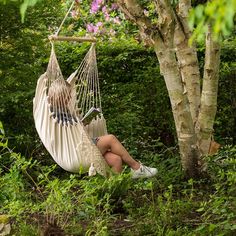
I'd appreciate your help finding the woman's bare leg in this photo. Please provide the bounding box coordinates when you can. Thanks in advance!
[96,134,140,170]
[104,152,123,173]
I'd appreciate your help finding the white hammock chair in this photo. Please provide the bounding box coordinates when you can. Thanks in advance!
[33,41,108,177]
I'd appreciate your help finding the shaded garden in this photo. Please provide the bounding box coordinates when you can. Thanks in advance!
[0,0,236,235]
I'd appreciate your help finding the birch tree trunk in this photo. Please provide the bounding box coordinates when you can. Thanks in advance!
[174,0,201,125]
[153,0,200,177]
[196,26,221,155]
[153,41,200,178]
[117,0,221,178]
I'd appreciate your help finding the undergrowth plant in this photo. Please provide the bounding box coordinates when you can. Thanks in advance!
[1,121,236,235]
[195,146,236,235]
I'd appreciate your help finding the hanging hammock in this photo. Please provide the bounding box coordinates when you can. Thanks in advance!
[33,0,110,176]
[33,40,109,176]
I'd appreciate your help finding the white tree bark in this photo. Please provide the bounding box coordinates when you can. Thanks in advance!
[196,25,221,155]
[154,0,200,177]
[153,41,200,177]
[174,1,201,124]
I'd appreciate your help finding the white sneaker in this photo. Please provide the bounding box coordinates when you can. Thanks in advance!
[131,164,157,179]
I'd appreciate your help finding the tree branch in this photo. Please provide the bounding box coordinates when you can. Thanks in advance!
[154,0,175,42]
[117,0,163,43]
[177,0,192,38]
[178,0,191,17]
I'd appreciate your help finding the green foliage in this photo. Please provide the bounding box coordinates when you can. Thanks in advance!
[1,124,236,235]
[0,0,64,156]
[189,0,236,43]
[1,0,235,159]
[96,40,175,156]
[1,29,235,157]
[195,146,236,235]
[0,0,42,22]
[1,1,235,234]
[20,0,41,22]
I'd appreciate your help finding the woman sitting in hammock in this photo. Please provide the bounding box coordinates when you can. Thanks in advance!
[48,79,157,179]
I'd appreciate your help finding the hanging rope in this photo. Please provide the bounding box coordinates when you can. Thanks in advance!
[48,0,96,43]
[55,0,75,36]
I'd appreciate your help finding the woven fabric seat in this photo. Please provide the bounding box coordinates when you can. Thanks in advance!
[33,43,108,177]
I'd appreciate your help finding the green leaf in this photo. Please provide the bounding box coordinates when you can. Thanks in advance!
[0,121,4,135]
[20,0,40,22]
[196,207,205,212]
[195,5,204,20]
[209,223,216,232]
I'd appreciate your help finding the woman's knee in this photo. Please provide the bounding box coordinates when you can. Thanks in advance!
[96,134,118,154]
[106,134,117,144]
[96,135,112,153]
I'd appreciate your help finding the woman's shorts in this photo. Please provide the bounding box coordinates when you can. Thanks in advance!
[92,137,99,145]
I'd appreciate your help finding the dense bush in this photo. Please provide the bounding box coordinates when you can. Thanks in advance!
[0,0,63,156]
[56,39,175,160]
[215,38,236,144]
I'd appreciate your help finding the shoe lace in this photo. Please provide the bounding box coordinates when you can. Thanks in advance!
[140,164,152,174]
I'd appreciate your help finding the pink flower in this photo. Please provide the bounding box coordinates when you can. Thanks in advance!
[90,0,103,14]
[86,23,94,33]
[113,16,121,25]
[71,10,78,19]
[90,1,99,13]
[102,6,107,13]
[143,9,149,16]
[93,26,99,34]
[111,3,118,10]
[105,14,110,21]
[96,22,103,27]
[86,23,100,34]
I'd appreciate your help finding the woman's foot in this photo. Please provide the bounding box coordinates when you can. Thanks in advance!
[131,164,157,179]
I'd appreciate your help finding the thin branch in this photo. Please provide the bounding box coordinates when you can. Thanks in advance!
[173,7,188,37]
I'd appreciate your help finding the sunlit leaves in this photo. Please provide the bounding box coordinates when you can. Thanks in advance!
[20,0,41,22]
[189,0,236,43]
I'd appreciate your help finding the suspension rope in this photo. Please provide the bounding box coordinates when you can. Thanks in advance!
[55,0,75,36]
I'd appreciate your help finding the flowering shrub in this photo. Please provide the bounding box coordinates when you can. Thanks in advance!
[69,0,127,38]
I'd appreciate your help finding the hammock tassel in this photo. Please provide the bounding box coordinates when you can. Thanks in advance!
[88,163,97,176]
